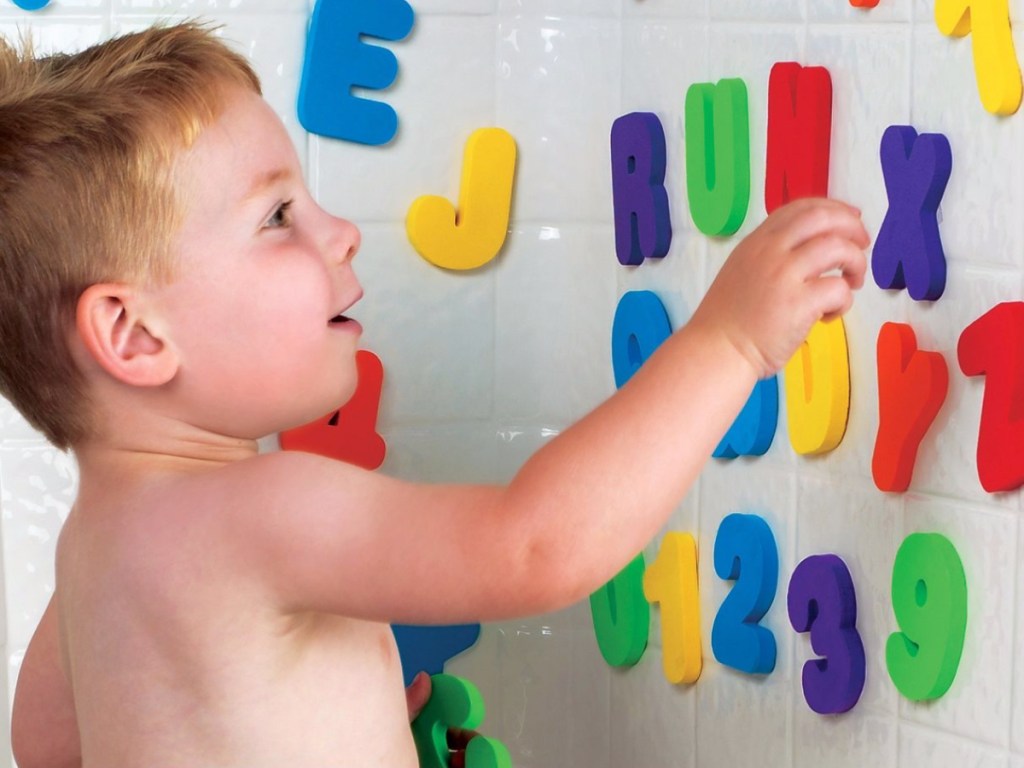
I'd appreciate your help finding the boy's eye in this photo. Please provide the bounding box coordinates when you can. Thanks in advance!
[264,200,293,229]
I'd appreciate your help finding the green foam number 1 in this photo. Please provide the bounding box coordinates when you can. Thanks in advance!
[885,533,968,701]
[589,552,649,667]
[684,78,750,237]
[411,674,512,768]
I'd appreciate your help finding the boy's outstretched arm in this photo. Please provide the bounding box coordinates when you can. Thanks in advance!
[232,198,867,625]
[11,596,82,768]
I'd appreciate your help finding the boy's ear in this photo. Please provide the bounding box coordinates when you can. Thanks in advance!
[75,283,180,387]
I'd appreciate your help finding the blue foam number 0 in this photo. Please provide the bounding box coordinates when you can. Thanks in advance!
[787,554,866,714]
[711,513,779,674]
[610,290,672,389]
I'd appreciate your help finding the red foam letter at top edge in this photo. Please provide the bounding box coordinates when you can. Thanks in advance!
[279,349,387,471]
[958,302,1024,493]
[872,322,949,493]
[765,62,833,214]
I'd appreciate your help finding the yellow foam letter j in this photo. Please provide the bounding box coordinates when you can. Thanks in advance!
[406,127,517,271]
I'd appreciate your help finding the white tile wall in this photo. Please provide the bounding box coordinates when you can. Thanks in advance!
[3,1,1024,766]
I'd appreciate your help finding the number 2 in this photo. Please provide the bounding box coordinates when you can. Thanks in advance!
[712,513,779,674]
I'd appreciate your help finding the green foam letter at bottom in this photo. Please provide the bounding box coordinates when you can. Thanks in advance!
[885,533,967,701]
[589,552,649,667]
[685,78,750,236]
[412,674,512,768]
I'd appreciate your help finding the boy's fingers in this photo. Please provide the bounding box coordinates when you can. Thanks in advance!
[793,236,867,288]
[808,275,856,321]
[766,198,869,251]
[405,672,432,721]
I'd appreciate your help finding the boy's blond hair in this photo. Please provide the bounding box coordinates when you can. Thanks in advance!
[0,22,260,449]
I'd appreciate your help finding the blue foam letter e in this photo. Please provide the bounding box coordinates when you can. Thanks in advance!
[299,0,415,146]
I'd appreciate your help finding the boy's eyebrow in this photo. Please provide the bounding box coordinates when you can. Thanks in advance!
[241,168,295,203]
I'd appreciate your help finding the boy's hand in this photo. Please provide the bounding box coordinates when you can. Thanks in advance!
[691,198,869,378]
[406,671,432,721]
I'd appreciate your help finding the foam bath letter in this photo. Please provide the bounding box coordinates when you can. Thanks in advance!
[11,0,49,10]
[935,0,1022,115]
[279,350,386,470]
[958,302,1024,492]
[873,323,948,493]
[684,79,750,236]
[590,553,649,667]
[610,291,673,389]
[298,0,414,145]
[406,128,517,271]
[713,376,779,459]
[873,126,952,302]
[412,674,511,768]
[784,319,850,455]
[788,554,866,714]
[886,533,967,701]
[643,532,703,684]
[764,62,832,214]
[712,513,778,675]
[392,624,481,686]
[610,112,672,265]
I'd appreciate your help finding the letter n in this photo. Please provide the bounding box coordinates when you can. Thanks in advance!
[765,63,833,214]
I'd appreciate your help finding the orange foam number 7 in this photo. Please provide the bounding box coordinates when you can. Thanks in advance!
[412,674,512,768]
[935,0,1022,115]
[406,128,517,271]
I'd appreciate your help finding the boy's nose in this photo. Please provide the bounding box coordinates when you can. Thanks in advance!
[326,215,360,266]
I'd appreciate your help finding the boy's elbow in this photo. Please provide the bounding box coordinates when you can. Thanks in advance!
[513,530,600,616]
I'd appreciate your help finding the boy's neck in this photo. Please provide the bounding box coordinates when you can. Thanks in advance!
[73,418,261,498]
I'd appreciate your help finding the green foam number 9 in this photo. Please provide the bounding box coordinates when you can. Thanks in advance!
[684,78,750,237]
[885,533,968,701]
[411,674,511,768]
[589,552,649,667]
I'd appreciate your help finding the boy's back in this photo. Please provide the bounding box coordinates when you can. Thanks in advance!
[54,457,417,766]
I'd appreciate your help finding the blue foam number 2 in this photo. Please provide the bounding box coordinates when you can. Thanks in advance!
[299,0,415,146]
[787,554,866,714]
[11,0,49,10]
[712,513,779,674]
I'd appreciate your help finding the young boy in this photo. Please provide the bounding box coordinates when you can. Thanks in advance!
[3,22,868,768]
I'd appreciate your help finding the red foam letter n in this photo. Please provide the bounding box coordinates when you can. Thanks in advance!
[765,62,833,214]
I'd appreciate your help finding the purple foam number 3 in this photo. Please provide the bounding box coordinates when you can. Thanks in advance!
[610,112,672,266]
[873,125,952,302]
[787,554,866,714]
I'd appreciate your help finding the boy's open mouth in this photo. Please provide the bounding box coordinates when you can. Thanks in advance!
[329,314,351,324]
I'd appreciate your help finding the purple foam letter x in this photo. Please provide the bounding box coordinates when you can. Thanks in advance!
[872,125,952,302]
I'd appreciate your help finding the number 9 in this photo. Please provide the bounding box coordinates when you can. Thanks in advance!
[885,532,967,700]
